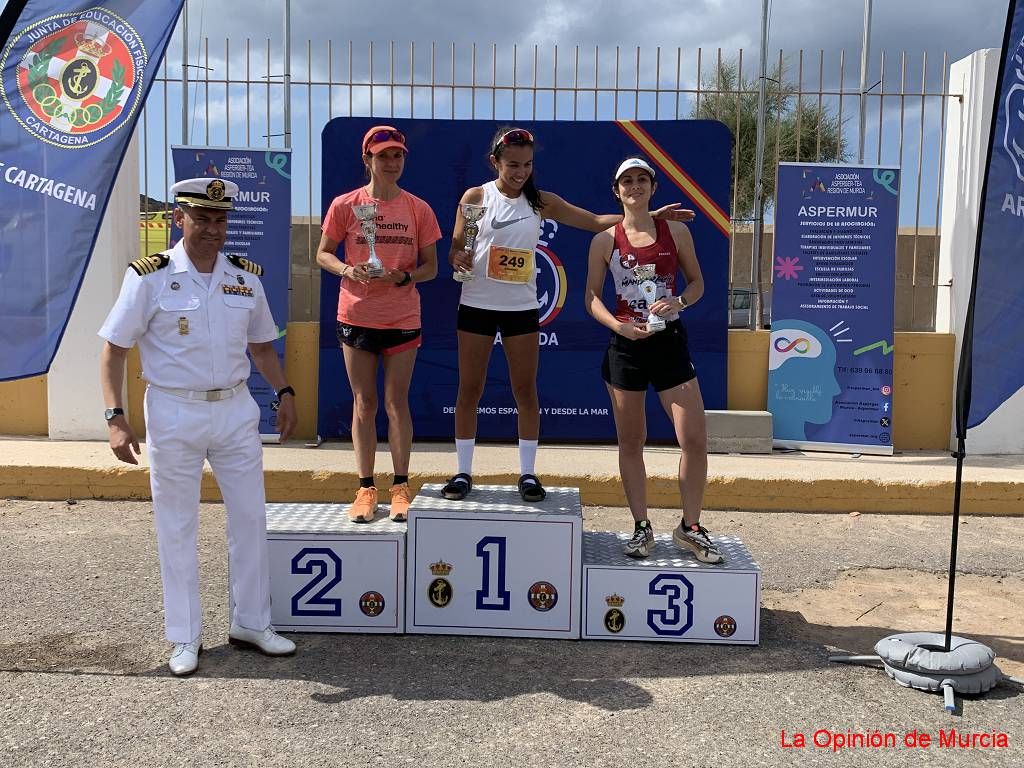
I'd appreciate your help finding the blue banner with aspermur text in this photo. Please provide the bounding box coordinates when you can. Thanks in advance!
[961,1,1024,430]
[769,163,900,454]
[171,146,292,438]
[0,0,183,381]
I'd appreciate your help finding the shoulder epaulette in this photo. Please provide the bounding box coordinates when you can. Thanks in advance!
[227,254,263,276]
[128,252,170,276]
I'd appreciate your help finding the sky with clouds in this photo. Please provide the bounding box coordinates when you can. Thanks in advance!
[139,0,1011,218]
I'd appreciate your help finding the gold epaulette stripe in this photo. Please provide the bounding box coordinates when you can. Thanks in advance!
[227,254,263,276]
[128,253,170,276]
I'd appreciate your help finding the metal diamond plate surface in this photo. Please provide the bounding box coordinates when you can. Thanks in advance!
[583,530,759,571]
[410,484,582,518]
[266,502,407,534]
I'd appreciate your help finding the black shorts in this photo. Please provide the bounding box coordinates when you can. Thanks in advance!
[457,304,539,338]
[337,322,421,356]
[602,320,697,392]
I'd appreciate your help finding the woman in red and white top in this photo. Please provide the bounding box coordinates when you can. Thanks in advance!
[585,156,723,565]
[316,125,441,522]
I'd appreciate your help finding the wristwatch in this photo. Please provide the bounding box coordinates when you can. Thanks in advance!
[676,295,689,310]
[275,386,296,399]
[104,407,124,422]
[396,271,412,287]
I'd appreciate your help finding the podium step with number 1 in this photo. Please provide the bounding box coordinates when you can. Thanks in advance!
[405,484,582,639]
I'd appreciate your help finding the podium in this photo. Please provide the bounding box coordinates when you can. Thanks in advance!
[405,484,582,639]
[264,503,406,633]
[581,531,760,644]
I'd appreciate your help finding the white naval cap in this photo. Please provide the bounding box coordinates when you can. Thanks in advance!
[171,177,238,210]
[614,157,656,182]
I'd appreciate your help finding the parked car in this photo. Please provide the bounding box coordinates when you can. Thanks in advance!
[728,287,771,329]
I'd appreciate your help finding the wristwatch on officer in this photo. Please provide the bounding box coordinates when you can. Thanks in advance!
[396,271,412,287]
[675,294,689,310]
[104,407,125,422]
[275,386,295,400]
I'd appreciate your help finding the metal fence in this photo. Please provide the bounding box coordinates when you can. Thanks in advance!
[139,39,960,330]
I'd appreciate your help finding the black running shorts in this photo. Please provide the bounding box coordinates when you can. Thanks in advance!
[457,304,540,338]
[601,319,697,392]
[337,322,422,356]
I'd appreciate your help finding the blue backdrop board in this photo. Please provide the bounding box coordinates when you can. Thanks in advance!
[318,118,731,442]
[171,146,292,438]
[0,0,183,381]
[769,163,900,454]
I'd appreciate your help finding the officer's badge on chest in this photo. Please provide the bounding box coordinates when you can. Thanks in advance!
[222,283,254,297]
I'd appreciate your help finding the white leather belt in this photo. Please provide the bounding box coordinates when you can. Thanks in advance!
[150,381,247,402]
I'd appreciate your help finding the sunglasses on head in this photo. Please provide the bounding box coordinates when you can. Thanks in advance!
[493,128,534,151]
[364,129,405,153]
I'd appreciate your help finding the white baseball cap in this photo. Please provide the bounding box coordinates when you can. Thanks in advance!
[614,157,656,181]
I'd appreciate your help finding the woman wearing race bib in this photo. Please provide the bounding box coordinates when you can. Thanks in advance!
[443,127,693,503]
[316,126,441,522]
[583,155,722,564]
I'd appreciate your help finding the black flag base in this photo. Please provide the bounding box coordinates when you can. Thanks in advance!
[830,632,1003,713]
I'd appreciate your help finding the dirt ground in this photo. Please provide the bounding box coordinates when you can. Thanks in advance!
[1,498,1021,768]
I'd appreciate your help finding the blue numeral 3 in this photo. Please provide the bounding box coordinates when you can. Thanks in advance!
[647,573,694,636]
[291,547,342,616]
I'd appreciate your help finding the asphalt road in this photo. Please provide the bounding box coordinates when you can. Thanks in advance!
[1,499,1020,767]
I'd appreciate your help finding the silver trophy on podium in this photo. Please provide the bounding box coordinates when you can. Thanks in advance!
[352,203,385,277]
[454,203,487,282]
[633,263,666,332]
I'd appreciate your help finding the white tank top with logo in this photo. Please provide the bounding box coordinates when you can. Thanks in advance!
[459,180,543,312]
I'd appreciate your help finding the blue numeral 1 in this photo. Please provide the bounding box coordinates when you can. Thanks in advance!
[291,547,342,617]
[647,573,694,636]
[475,536,511,610]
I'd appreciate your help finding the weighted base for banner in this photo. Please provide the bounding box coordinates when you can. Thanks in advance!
[581,531,760,644]
[265,504,406,633]
[406,484,582,639]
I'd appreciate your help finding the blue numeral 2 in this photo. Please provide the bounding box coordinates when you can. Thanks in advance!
[291,547,342,616]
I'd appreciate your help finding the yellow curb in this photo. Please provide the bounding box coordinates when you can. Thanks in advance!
[1,466,1021,515]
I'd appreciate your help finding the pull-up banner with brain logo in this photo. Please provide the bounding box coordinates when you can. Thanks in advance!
[768,163,900,454]
[0,1,184,381]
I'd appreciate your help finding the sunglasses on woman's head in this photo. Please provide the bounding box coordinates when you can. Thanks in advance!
[494,128,534,151]
[364,129,405,153]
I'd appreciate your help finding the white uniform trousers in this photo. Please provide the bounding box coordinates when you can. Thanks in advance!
[144,386,271,643]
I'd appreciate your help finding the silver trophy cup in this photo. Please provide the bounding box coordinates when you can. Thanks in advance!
[633,263,666,332]
[352,203,385,277]
[454,203,487,282]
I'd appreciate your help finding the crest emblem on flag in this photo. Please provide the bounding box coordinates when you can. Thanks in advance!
[0,9,148,149]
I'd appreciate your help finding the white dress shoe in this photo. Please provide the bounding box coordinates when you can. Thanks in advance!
[228,623,296,656]
[168,639,202,676]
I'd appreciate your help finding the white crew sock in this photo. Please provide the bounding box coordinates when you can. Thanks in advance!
[519,439,539,476]
[456,438,475,476]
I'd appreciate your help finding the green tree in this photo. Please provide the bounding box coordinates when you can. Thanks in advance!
[691,60,847,220]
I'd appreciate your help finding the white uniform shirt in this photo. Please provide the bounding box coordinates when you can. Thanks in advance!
[98,240,278,390]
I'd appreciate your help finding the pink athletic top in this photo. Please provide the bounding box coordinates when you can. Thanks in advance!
[322,188,441,329]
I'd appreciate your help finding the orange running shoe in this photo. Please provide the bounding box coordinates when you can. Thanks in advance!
[388,482,412,522]
[348,486,377,522]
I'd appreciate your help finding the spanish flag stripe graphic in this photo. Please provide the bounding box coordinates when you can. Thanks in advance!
[616,120,731,237]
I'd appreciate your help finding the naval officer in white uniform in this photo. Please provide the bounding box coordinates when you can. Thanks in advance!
[99,177,298,676]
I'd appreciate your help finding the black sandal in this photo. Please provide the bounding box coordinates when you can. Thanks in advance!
[518,474,546,502]
[441,473,472,500]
